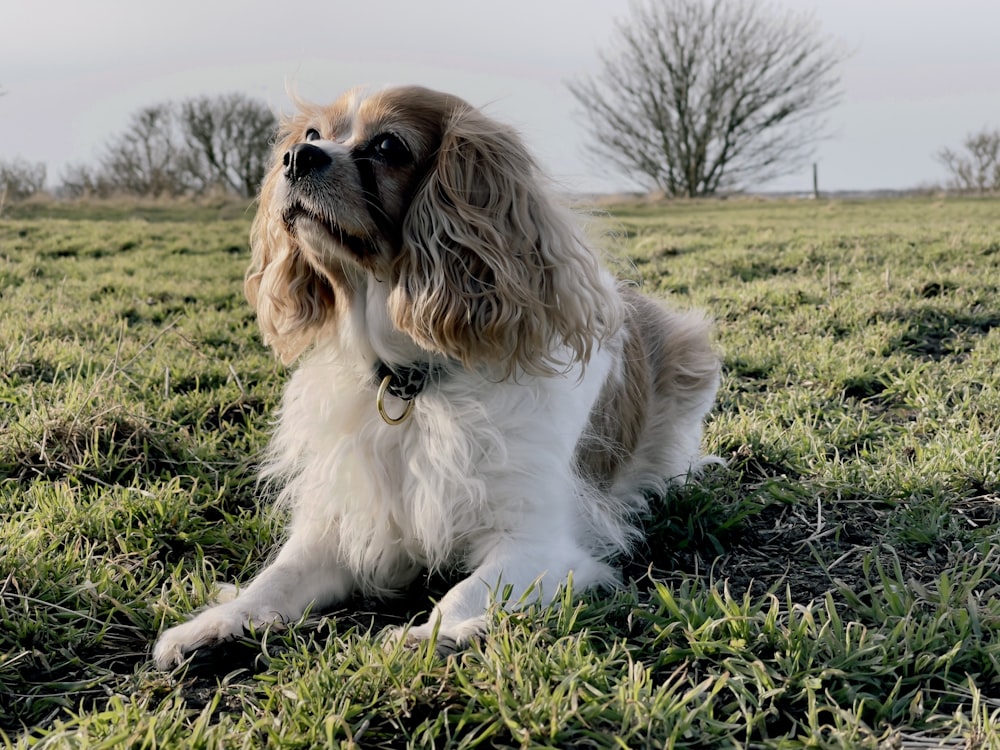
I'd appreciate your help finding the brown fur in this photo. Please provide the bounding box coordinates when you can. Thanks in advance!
[153,85,721,670]
[246,87,465,363]
[247,85,619,373]
[388,99,616,377]
[577,287,720,491]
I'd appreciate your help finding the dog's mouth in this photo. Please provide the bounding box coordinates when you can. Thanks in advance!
[282,202,379,260]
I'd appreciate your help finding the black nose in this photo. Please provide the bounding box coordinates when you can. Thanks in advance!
[283,143,332,182]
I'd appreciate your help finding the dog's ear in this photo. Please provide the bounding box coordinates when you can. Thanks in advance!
[389,106,616,376]
[245,173,341,364]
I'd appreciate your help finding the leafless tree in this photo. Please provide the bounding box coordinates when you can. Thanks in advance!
[63,93,276,198]
[568,0,845,196]
[0,158,46,199]
[936,128,1000,194]
[179,93,277,197]
[98,104,192,197]
[58,163,113,199]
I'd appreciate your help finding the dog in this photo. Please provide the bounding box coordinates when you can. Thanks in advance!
[153,85,720,669]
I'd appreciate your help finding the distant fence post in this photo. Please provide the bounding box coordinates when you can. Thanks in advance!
[812,163,820,200]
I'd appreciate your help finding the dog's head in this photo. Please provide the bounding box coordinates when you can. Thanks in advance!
[248,85,616,374]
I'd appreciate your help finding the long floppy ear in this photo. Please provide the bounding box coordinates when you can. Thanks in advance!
[389,106,619,377]
[245,170,341,364]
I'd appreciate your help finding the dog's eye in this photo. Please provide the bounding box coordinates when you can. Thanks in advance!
[371,133,410,165]
[304,128,321,142]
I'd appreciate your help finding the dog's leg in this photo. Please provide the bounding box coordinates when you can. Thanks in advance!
[394,528,612,654]
[385,357,620,654]
[153,529,355,670]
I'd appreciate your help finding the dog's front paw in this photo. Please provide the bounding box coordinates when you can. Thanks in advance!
[385,616,486,657]
[153,602,283,670]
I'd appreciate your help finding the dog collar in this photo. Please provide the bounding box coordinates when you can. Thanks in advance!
[373,360,443,425]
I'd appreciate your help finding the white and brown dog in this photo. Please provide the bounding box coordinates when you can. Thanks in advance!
[153,85,719,669]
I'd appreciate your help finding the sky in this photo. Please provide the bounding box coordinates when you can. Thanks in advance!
[2,0,998,195]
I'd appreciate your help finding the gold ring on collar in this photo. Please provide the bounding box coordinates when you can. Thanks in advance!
[376,374,415,425]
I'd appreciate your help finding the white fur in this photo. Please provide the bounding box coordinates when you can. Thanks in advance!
[152,86,720,670]
[155,280,621,668]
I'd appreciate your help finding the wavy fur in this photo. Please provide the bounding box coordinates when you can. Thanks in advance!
[153,85,721,670]
[389,105,617,376]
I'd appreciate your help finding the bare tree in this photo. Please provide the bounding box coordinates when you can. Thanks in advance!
[62,93,276,198]
[568,0,845,196]
[58,162,113,199]
[0,158,46,199]
[179,93,277,197]
[936,128,1000,194]
[98,104,192,197]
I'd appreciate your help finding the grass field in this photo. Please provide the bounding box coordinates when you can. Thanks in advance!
[1,196,999,747]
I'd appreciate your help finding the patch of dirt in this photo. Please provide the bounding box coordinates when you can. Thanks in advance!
[8,411,185,485]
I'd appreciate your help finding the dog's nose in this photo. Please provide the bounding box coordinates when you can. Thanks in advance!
[283,143,332,182]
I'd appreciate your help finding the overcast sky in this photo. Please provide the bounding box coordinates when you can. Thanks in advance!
[2,0,998,194]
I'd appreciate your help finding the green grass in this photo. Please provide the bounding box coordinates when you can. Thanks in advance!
[2,196,999,747]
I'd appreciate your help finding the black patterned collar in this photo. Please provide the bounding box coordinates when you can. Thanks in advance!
[373,360,446,401]
[373,359,447,425]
